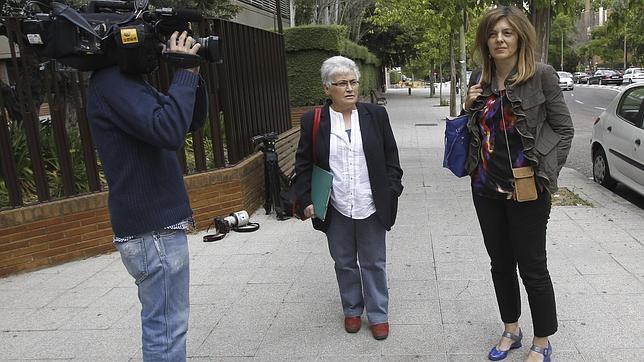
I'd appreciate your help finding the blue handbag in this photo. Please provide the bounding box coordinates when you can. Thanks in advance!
[443,114,471,177]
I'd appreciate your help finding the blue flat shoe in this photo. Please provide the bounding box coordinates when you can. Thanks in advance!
[487,329,522,361]
[530,341,552,362]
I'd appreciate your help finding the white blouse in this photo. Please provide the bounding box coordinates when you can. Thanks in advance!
[328,107,376,219]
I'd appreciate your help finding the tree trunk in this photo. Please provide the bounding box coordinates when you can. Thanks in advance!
[449,33,457,117]
[459,10,467,106]
[530,2,550,63]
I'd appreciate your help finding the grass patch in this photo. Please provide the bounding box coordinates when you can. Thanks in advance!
[551,187,593,207]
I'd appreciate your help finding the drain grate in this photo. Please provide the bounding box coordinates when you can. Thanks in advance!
[415,123,438,127]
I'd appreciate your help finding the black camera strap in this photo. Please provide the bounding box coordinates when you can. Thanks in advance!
[202,221,260,243]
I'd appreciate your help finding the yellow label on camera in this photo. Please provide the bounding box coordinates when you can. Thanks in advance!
[120,28,139,44]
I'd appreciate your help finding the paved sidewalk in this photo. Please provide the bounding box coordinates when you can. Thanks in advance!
[1,88,643,361]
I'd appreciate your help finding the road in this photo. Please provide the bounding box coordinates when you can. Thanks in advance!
[563,84,644,207]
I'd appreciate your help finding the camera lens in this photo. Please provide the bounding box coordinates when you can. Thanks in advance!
[194,35,222,64]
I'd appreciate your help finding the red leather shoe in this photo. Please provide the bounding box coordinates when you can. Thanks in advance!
[370,322,389,340]
[344,316,361,333]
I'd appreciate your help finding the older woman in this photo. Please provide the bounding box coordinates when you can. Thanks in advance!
[293,56,403,340]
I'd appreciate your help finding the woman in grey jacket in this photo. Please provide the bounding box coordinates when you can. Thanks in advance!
[463,6,573,362]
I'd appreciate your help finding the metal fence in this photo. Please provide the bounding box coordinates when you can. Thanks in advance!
[0,17,291,209]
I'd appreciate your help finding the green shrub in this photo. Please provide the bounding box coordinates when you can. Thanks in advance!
[285,25,381,107]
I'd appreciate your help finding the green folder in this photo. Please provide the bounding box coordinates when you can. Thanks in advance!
[311,165,333,221]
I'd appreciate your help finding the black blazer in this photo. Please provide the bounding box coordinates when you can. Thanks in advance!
[293,101,404,232]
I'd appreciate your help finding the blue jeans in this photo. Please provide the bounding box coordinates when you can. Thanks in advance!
[116,229,190,361]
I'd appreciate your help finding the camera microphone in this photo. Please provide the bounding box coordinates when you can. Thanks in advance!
[154,8,202,22]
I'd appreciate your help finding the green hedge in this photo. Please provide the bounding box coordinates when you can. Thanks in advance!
[285,25,380,107]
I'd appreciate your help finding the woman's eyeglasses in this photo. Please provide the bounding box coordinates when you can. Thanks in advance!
[331,80,360,89]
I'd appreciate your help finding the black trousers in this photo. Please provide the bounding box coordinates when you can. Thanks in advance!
[472,191,557,337]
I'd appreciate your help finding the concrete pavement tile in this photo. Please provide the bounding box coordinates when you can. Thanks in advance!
[0,308,36,331]
[435,262,489,281]
[432,246,486,264]
[189,303,229,329]
[254,325,323,359]
[617,318,644,348]
[388,246,434,262]
[430,235,483,250]
[574,220,636,243]
[295,266,337,285]
[315,324,387,357]
[389,280,439,300]
[189,253,228,270]
[219,252,271,269]
[560,320,643,351]
[74,269,132,289]
[217,303,281,328]
[0,330,75,359]
[193,237,247,256]
[0,288,63,309]
[89,286,138,309]
[389,299,442,325]
[189,283,245,305]
[272,302,338,327]
[440,300,499,324]
[565,252,628,275]
[248,266,302,284]
[436,280,496,300]
[602,294,644,321]
[12,307,84,331]
[551,275,597,295]
[580,349,644,361]
[556,293,617,321]
[46,286,111,308]
[236,283,292,305]
[585,274,644,294]
[379,324,446,355]
[0,271,53,290]
[318,355,447,361]
[59,305,130,330]
[387,260,436,281]
[442,322,502,355]
[58,328,140,360]
[283,282,339,304]
[262,251,312,268]
[195,324,271,357]
[110,303,141,330]
[191,266,256,285]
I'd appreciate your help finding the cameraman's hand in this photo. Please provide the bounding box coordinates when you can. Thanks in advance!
[304,204,315,219]
[165,31,201,74]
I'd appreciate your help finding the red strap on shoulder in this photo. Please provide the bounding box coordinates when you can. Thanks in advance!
[312,107,321,163]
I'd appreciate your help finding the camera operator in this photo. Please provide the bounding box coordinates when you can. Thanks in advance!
[86,30,207,361]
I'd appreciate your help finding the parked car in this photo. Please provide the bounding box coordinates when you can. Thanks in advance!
[623,67,644,84]
[577,72,592,84]
[572,71,588,84]
[557,71,574,90]
[587,69,623,85]
[591,83,644,195]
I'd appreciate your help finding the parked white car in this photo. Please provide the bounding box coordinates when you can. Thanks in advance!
[557,71,574,90]
[591,83,644,195]
[623,67,644,84]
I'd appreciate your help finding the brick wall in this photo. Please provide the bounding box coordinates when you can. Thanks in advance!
[1,119,316,279]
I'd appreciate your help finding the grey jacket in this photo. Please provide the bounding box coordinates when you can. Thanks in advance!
[464,63,574,194]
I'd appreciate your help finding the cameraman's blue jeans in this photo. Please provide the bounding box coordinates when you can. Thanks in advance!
[116,229,190,362]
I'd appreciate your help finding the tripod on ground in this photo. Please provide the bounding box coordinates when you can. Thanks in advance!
[252,132,289,220]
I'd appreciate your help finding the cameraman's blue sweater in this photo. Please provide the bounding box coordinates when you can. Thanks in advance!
[87,66,207,237]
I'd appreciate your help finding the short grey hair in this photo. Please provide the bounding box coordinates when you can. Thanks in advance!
[320,56,361,87]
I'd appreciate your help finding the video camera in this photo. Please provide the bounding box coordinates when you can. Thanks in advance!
[2,0,223,73]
